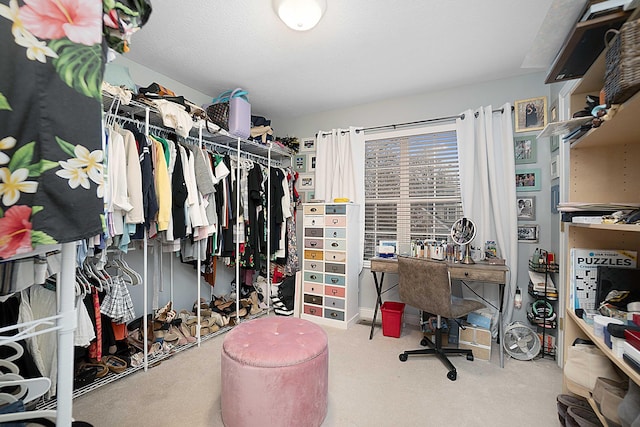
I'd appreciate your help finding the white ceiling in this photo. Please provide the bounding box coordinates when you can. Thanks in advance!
[124,0,586,119]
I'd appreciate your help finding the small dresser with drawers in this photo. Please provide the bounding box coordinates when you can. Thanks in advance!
[301,203,360,328]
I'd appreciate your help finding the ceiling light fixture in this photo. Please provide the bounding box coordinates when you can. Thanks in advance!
[273,0,327,31]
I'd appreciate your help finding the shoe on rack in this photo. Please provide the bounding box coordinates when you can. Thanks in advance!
[102,355,128,374]
[155,301,173,322]
[168,325,187,346]
[78,361,108,379]
[177,322,197,343]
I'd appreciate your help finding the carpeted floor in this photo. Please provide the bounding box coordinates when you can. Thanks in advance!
[72,319,563,426]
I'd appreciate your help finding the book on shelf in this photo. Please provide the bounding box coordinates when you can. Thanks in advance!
[570,248,638,311]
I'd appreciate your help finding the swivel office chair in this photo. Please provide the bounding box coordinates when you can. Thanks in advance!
[397,256,486,381]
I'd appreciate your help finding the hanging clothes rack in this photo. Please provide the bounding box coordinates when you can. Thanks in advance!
[101,92,292,365]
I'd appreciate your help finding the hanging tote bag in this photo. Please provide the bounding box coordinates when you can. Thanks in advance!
[205,88,251,139]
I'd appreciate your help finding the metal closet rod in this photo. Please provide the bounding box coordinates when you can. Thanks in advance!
[316,106,513,136]
[105,113,277,165]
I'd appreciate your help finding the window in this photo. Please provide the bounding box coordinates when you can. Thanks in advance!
[364,124,462,259]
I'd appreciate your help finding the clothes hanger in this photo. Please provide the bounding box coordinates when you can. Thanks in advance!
[0,341,24,363]
[0,373,27,401]
[0,377,51,404]
[0,392,17,404]
[0,409,58,424]
[0,360,19,375]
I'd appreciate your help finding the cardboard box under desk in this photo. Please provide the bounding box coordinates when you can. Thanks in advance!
[458,324,492,361]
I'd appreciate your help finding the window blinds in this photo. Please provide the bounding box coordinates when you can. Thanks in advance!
[364,128,462,259]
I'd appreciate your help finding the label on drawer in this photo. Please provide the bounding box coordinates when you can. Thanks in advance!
[326,239,346,250]
[304,228,323,238]
[324,308,345,321]
[303,216,324,227]
[324,274,345,286]
[325,296,345,310]
[304,305,323,317]
[303,294,323,305]
[324,285,345,298]
[325,228,346,238]
[324,250,346,262]
[304,238,323,249]
[304,260,324,272]
[304,282,323,294]
[303,204,324,215]
[325,216,346,227]
[304,271,323,283]
[325,205,346,214]
[324,262,345,274]
[304,249,324,261]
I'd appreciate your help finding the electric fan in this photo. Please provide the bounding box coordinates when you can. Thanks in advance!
[451,217,476,264]
[503,321,541,361]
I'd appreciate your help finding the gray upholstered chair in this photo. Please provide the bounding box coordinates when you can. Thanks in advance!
[397,256,486,381]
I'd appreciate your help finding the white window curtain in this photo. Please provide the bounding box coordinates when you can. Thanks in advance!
[455,104,518,336]
[315,127,365,271]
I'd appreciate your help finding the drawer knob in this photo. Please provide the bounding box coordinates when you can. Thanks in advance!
[331,242,338,247]
[311,208,317,212]
[311,242,317,247]
[331,312,337,318]
[311,220,316,225]
[332,219,338,224]
[333,232,337,237]
[332,289,338,295]
[464,272,469,276]
[331,278,338,283]
[311,263,317,268]
[310,275,317,280]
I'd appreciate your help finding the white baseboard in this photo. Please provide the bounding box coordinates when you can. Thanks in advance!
[359,307,420,328]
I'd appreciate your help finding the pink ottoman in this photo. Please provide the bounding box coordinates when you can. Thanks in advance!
[221,316,328,427]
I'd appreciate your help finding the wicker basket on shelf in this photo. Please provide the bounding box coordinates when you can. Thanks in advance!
[605,18,640,105]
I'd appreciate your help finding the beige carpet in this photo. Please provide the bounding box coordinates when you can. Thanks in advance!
[72,320,563,426]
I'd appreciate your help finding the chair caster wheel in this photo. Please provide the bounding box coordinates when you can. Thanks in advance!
[420,338,428,346]
[447,370,457,381]
[399,353,408,362]
[467,354,474,361]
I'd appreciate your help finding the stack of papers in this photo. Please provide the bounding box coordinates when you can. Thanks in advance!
[528,271,557,293]
[558,202,640,212]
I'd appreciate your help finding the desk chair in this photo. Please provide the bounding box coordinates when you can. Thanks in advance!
[397,256,486,381]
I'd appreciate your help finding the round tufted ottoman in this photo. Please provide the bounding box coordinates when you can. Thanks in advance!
[220,316,328,427]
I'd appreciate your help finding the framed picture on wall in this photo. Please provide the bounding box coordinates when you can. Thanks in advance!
[299,173,315,190]
[514,96,547,133]
[514,135,537,164]
[517,224,539,243]
[294,154,307,172]
[550,155,559,180]
[300,137,316,152]
[517,196,536,221]
[551,184,560,214]
[308,155,316,172]
[515,168,541,191]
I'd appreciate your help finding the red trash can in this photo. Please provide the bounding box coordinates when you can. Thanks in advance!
[381,302,405,338]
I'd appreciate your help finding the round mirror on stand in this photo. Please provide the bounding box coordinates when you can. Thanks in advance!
[451,217,476,264]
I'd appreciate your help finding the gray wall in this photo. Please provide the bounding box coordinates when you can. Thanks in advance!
[276,72,559,329]
[108,55,561,330]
